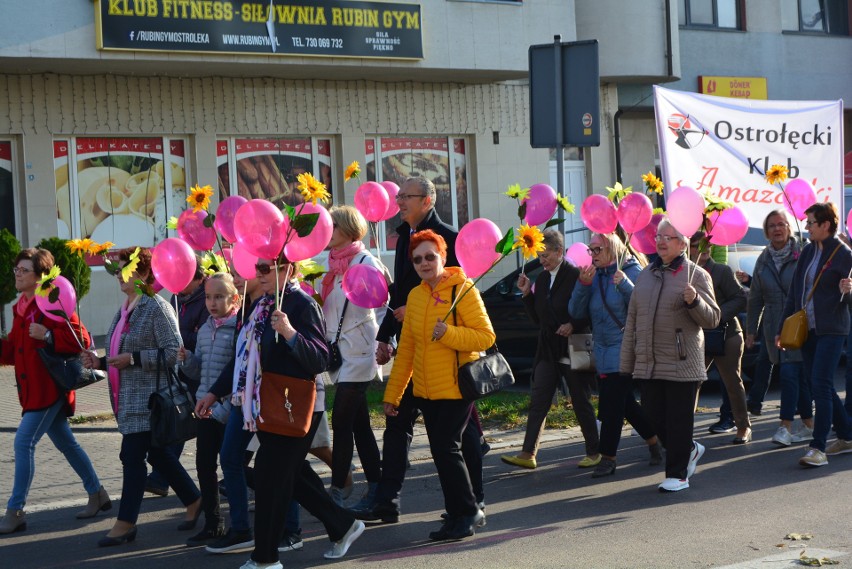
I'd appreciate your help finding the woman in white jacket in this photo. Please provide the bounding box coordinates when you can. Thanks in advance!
[321,206,386,507]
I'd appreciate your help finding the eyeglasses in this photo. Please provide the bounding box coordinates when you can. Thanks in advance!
[12,267,33,275]
[655,234,677,243]
[586,246,604,256]
[804,220,819,228]
[412,253,438,265]
[332,223,338,229]
[255,263,273,275]
[395,193,426,201]
[767,223,788,230]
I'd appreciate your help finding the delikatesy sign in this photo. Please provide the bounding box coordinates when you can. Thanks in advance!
[654,86,843,231]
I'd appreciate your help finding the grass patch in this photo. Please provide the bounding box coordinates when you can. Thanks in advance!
[325,381,598,432]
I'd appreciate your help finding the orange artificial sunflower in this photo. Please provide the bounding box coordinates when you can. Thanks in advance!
[89,241,115,255]
[765,164,788,185]
[514,224,545,260]
[186,184,214,213]
[297,172,330,205]
[65,239,93,258]
[344,161,361,182]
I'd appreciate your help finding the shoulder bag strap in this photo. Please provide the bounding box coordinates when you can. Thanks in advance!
[451,285,460,370]
[333,256,368,343]
[597,275,624,331]
[803,243,842,306]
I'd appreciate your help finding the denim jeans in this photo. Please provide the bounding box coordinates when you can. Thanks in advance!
[800,333,852,452]
[220,404,255,531]
[778,362,812,422]
[8,399,100,510]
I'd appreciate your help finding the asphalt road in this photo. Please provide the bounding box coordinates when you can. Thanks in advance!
[0,373,850,568]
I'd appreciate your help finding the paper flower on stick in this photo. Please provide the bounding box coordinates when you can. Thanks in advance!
[187,184,214,213]
[642,172,664,195]
[297,173,330,205]
[765,164,788,186]
[514,224,545,260]
[344,161,361,182]
[35,265,61,298]
[557,193,576,214]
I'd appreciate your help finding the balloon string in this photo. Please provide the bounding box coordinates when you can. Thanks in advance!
[274,260,280,342]
[371,221,383,269]
[240,281,247,325]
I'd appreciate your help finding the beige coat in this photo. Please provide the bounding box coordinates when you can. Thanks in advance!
[620,256,720,382]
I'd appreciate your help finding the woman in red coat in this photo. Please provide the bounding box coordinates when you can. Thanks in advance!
[0,248,111,534]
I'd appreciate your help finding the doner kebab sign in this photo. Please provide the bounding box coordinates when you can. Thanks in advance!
[96,0,423,60]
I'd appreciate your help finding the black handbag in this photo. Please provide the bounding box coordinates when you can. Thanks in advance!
[37,345,106,393]
[149,349,198,448]
[703,322,728,357]
[450,285,515,400]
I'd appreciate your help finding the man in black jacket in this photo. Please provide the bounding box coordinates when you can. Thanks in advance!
[354,176,484,523]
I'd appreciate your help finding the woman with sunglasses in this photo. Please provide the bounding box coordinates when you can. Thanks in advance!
[569,233,662,479]
[0,248,110,535]
[197,256,364,567]
[82,247,201,546]
[383,230,495,541]
[621,219,720,492]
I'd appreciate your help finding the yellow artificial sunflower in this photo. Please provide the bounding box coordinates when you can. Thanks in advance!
[514,224,546,260]
[297,172,330,205]
[765,164,788,185]
[120,247,141,283]
[89,241,115,255]
[642,172,664,195]
[166,216,179,230]
[65,239,89,258]
[297,259,327,282]
[606,182,633,203]
[505,183,531,202]
[201,252,228,275]
[186,184,214,213]
[35,266,61,297]
[556,193,576,214]
[344,161,361,182]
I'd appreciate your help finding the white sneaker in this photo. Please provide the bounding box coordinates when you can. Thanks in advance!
[771,426,792,446]
[324,520,365,559]
[658,477,689,492]
[686,442,705,479]
[790,426,814,444]
[239,560,283,569]
[798,448,828,467]
[825,439,852,456]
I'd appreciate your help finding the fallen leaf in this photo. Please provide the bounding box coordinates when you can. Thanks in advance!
[797,550,839,566]
[785,533,814,541]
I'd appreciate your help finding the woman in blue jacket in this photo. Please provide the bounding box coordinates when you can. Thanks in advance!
[569,232,661,478]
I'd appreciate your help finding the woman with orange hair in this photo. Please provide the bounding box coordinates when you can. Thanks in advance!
[382,229,495,542]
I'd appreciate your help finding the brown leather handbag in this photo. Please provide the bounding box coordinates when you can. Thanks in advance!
[779,244,842,350]
[257,372,316,437]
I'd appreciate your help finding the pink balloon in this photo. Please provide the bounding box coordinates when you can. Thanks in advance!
[667,186,706,237]
[35,275,77,321]
[847,208,852,237]
[234,200,286,259]
[355,182,390,223]
[617,192,653,234]
[342,264,388,309]
[782,178,817,221]
[565,242,592,269]
[284,203,334,262]
[580,194,618,234]
[152,238,197,294]
[380,181,400,220]
[707,206,749,246]
[632,213,665,255]
[523,184,558,226]
[232,242,259,280]
[214,196,248,243]
[177,209,217,251]
[299,281,316,297]
[456,218,502,278]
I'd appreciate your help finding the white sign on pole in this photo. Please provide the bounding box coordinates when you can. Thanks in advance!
[654,86,843,230]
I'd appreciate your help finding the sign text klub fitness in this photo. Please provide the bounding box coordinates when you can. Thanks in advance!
[97,0,423,59]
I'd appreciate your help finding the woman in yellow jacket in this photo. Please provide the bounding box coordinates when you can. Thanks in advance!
[383,229,495,542]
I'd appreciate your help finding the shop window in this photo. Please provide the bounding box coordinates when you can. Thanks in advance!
[0,141,15,235]
[781,0,850,35]
[217,137,333,208]
[365,136,470,252]
[678,0,744,29]
[54,137,187,261]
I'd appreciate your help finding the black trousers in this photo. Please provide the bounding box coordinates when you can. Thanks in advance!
[375,383,483,506]
[639,379,700,479]
[252,411,355,564]
[195,418,226,529]
[417,397,477,518]
[597,373,656,457]
[331,381,382,488]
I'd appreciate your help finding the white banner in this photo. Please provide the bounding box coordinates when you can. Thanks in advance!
[654,86,844,233]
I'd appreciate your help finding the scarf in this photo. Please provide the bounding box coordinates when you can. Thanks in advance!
[768,239,794,271]
[321,241,365,303]
[232,295,274,431]
[16,294,36,319]
[108,295,141,414]
[211,306,238,342]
